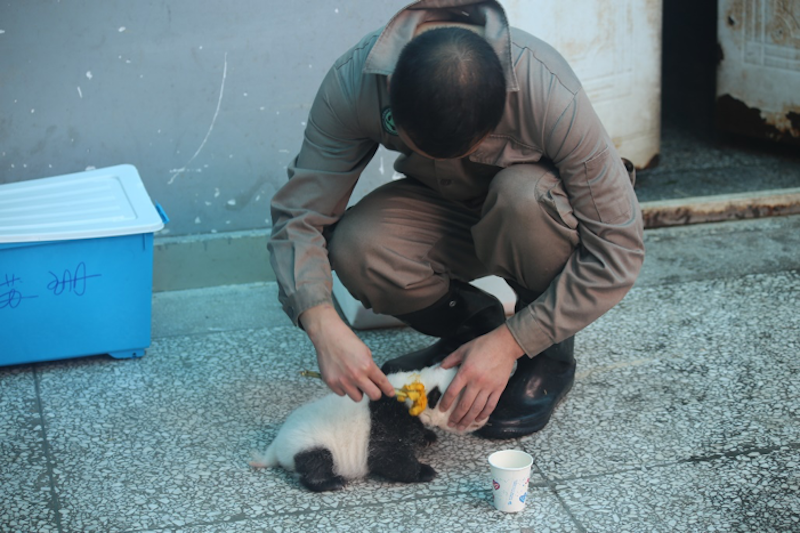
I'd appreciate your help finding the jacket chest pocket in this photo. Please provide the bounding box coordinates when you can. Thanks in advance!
[583,148,634,225]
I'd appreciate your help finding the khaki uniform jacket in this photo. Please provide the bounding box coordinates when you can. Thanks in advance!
[269,0,645,357]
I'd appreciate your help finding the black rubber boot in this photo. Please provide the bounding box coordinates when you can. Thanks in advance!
[477,282,576,440]
[381,280,506,374]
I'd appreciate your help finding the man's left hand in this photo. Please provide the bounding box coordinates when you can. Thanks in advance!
[439,324,524,431]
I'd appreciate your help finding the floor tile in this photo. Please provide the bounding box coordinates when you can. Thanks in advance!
[151,282,287,338]
[0,366,57,533]
[556,448,800,533]
[530,272,800,481]
[131,488,579,533]
[31,327,550,532]
[3,218,798,533]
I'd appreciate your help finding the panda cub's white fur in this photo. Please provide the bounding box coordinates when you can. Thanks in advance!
[251,365,484,488]
[253,383,372,478]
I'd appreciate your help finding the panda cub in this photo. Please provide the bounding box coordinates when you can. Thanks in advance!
[250,365,485,492]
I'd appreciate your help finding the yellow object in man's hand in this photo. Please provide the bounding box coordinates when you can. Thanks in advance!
[396,380,427,416]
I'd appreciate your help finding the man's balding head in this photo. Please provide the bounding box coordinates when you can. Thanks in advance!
[390,27,506,159]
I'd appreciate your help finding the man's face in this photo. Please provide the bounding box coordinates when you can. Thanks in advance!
[396,127,489,161]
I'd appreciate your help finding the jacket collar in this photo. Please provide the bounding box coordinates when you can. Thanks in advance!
[363,0,520,92]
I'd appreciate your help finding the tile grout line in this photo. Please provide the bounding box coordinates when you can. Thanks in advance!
[530,441,800,532]
[544,440,800,485]
[63,440,800,533]
[114,491,497,533]
[532,461,589,533]
[150,323,301,342]
[683,441,800,464]
[116,481,589,533]
[32,365,64,533]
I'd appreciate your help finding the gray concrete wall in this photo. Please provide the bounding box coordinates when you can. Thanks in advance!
[0,0,407,237]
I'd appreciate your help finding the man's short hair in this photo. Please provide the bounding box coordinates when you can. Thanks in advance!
[390,27,506,159]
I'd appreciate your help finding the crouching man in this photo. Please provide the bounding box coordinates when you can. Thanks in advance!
[268,0,644,439]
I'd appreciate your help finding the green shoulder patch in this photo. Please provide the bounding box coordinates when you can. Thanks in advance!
[381,107,398,136]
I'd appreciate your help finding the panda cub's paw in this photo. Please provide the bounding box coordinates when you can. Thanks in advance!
[294,448,347,492]
[299,473,347,493]
[418,463,437,482]
[423,428,438,447]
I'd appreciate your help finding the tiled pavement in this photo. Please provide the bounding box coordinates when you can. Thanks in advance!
[2,213,799,532]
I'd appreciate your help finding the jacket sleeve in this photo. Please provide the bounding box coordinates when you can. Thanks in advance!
[268,64,379,326]
[505,87,645,356]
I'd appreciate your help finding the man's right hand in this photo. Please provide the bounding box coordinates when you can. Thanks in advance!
[299,303,395,403]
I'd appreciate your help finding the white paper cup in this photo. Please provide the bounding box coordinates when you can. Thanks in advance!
[488,450,533,513]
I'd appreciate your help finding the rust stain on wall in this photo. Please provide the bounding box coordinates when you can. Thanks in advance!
[717,94,800,145]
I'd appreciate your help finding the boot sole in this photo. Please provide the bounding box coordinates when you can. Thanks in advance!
[476,381,573,440]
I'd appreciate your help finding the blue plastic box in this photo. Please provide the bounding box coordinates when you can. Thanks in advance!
[0,165,167,366]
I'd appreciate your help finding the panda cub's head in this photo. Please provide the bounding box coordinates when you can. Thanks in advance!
[386,365,487,434]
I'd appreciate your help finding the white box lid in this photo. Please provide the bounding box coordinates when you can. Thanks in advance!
[0,164,166,244]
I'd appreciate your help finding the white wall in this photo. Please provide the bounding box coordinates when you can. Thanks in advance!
[0,0,409,237]
[0,0,662,241]
[503,0,663,168]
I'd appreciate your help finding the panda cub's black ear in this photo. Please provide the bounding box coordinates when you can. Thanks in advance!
[427,387,442,409]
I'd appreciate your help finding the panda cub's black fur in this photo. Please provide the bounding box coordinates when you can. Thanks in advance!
[250,366,484,491]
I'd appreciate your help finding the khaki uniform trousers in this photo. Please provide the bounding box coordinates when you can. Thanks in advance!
[328,162,581,316]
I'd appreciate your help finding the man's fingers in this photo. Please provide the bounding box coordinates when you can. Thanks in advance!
[448,386,479,428]
[369,366,396,398]
[322,373,345,397]
[439,347,465,370]
[359,378,385,402]
[341,382,364,403]
[476,391,501,423]
[455,390,489,430]
[439,372,466,413]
